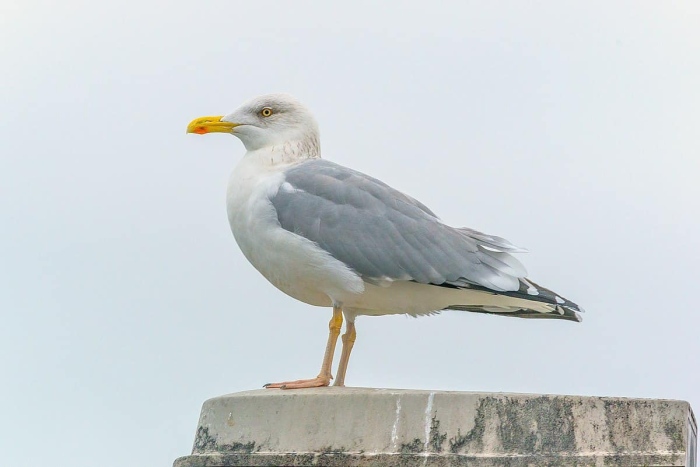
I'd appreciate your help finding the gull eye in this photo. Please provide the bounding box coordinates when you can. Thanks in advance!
[261,107,273,117]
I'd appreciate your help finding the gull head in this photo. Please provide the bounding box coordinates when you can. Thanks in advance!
[187,93,320,156]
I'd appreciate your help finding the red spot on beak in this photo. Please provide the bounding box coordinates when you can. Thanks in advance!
[194,127,208,134]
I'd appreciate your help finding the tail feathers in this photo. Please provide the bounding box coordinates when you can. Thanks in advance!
[448,303,582,322]
[445,278,584,323]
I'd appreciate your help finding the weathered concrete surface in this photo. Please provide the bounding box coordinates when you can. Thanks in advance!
[174,388,697,467]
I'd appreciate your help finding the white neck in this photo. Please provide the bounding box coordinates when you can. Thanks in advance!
[245,134,321,166]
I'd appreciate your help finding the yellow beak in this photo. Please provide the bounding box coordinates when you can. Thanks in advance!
[186,116,239,135]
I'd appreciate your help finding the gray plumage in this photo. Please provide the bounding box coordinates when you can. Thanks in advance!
[271,159,582,321]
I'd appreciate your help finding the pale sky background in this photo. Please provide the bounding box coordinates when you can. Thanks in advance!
[1,1,699,466]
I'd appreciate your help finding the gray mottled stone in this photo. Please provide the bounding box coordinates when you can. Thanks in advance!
[174,388,697,467]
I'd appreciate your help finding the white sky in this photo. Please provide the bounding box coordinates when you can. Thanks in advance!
[1,1,699,466]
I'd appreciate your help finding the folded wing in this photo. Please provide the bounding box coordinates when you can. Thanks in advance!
[271,160,527,292]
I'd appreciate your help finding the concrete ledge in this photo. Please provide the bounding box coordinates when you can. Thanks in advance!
[174,388,697,467]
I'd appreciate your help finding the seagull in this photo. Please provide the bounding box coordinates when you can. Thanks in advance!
[187,93,583,389]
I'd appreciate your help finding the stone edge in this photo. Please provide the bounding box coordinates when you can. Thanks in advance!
[175,452,687,467]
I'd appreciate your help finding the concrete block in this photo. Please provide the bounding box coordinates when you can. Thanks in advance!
[174,388,697,466]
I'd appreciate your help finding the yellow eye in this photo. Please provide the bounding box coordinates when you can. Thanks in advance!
[261,107,273,117]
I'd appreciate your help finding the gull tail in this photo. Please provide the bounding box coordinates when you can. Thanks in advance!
[445,278,584,323]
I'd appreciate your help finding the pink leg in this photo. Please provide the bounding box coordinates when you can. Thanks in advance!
[264,306,343,389]
[333,318,356,387]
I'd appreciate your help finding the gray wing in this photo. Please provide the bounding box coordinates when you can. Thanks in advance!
[270,159,527,292]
